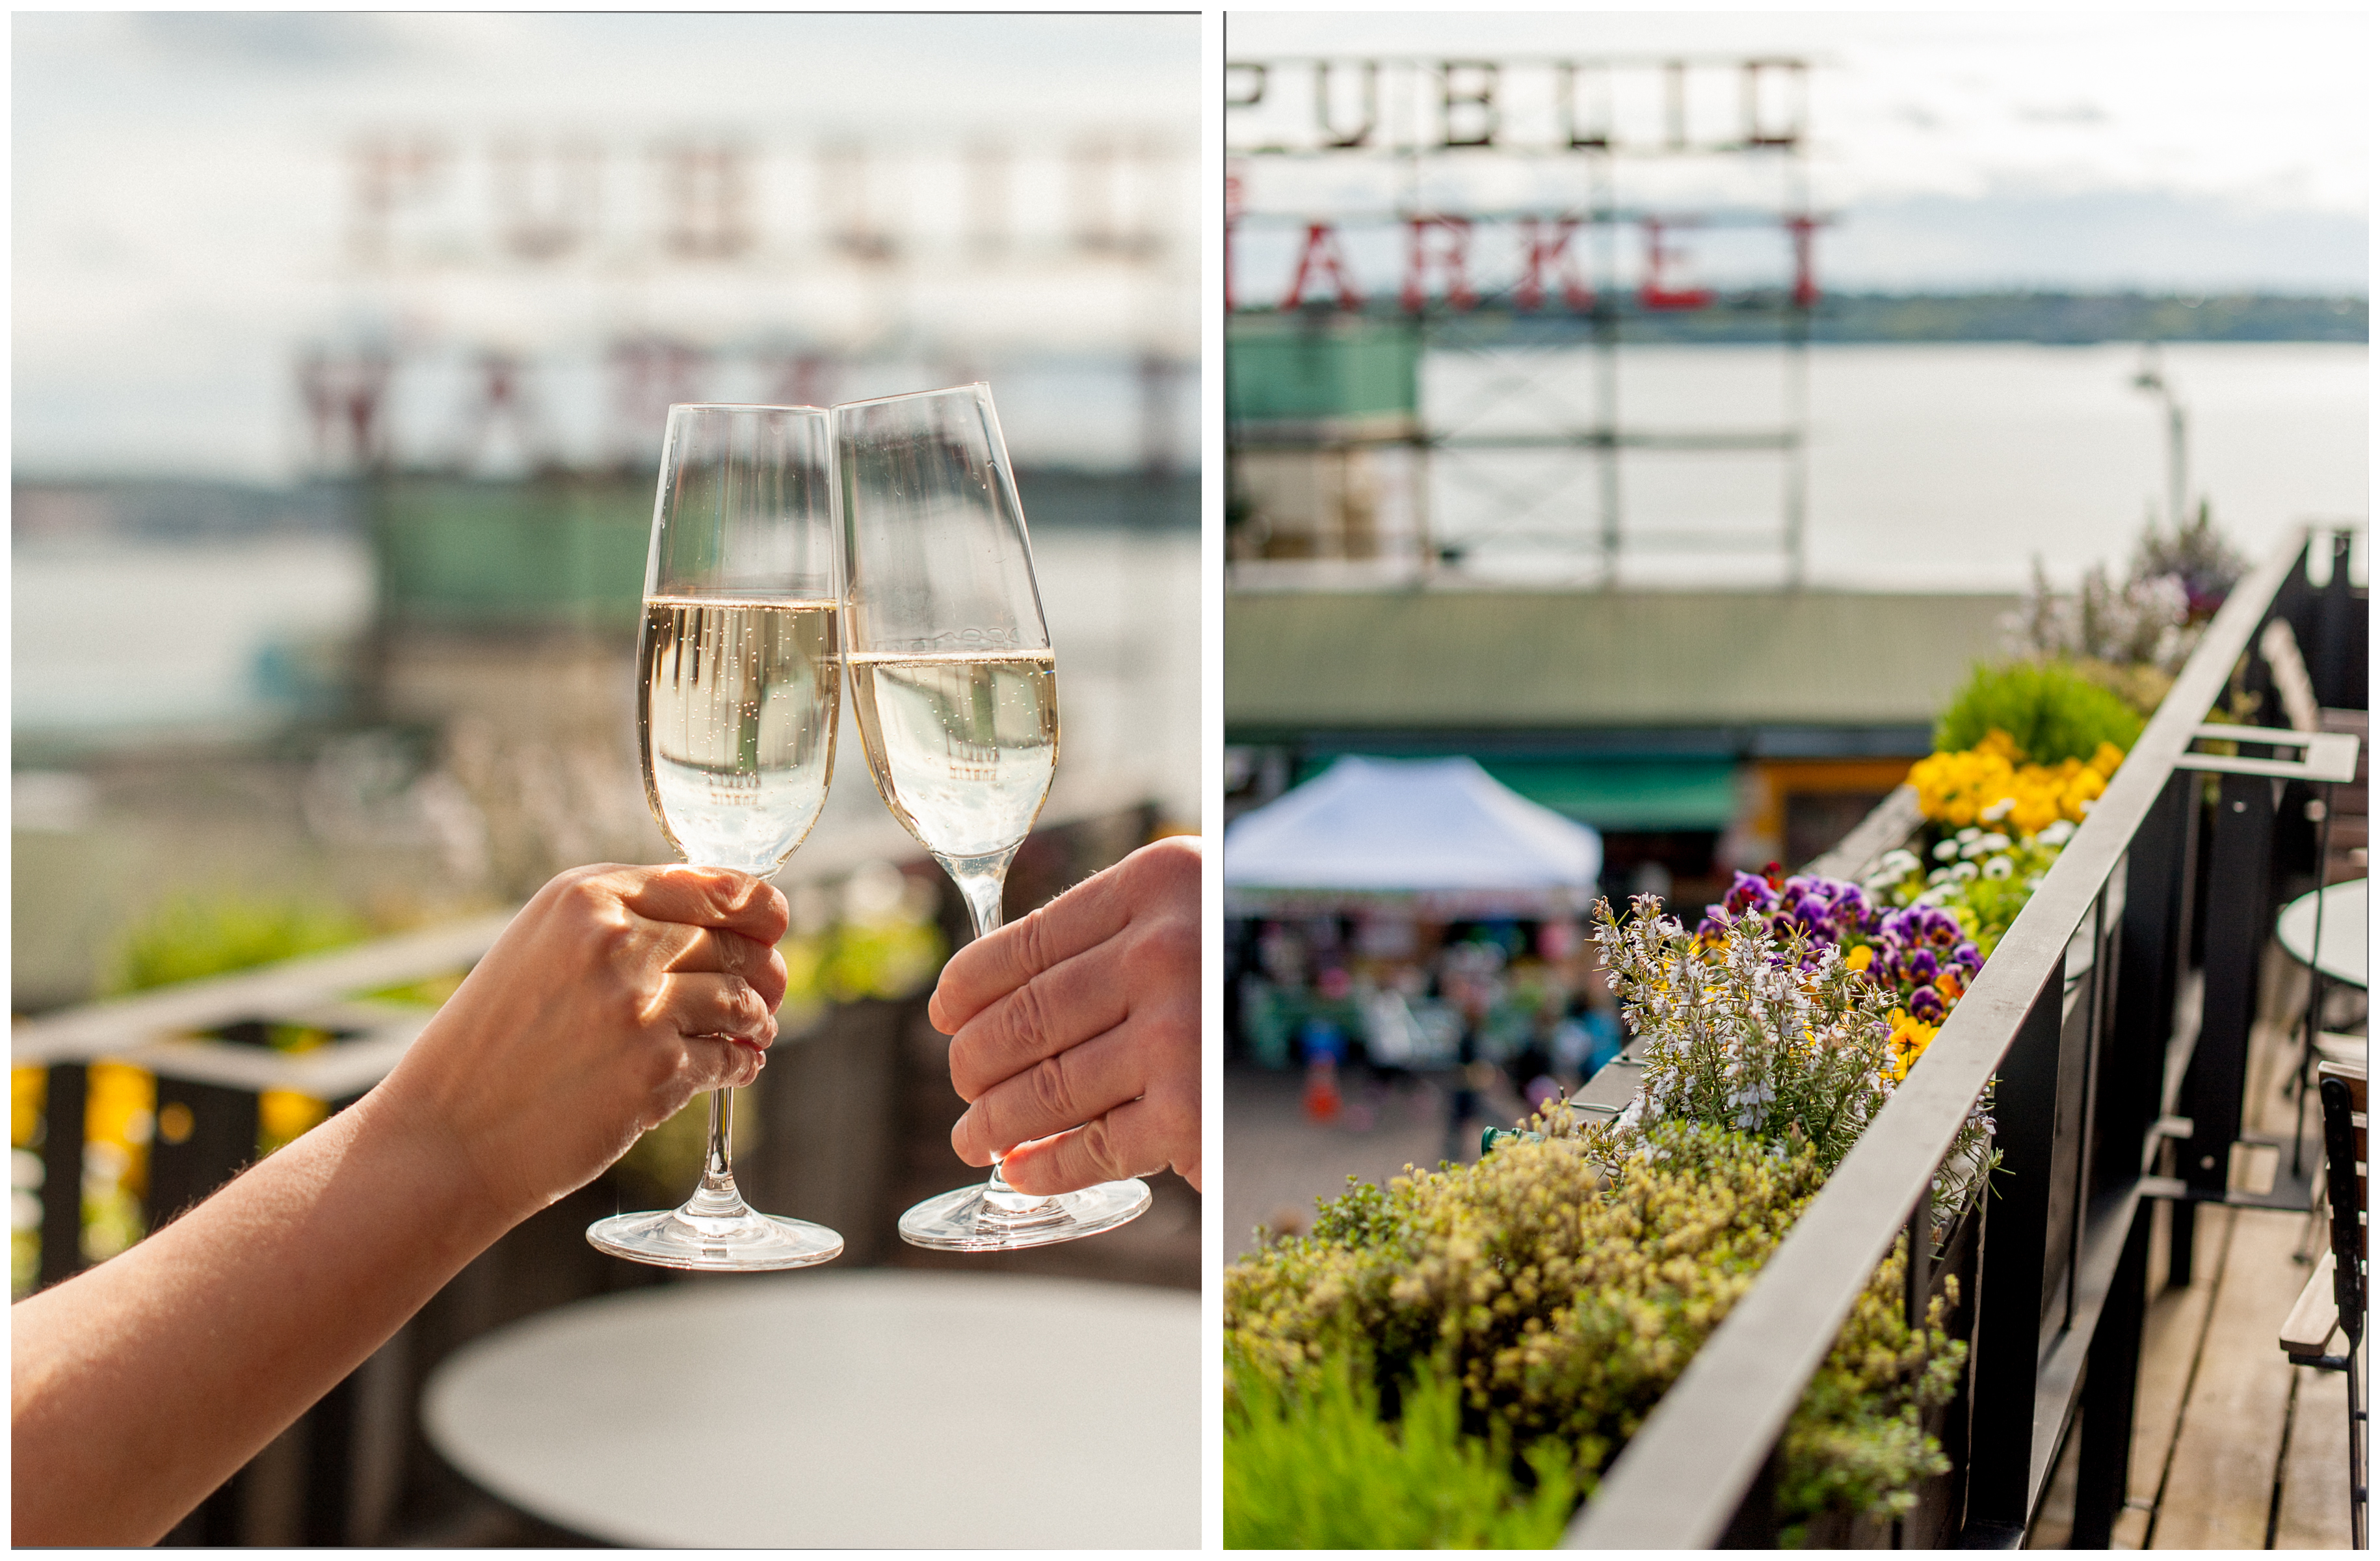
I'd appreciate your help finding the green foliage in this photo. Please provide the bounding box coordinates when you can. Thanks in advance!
[1225,1350,1578,1549]
[812,917,947,1003]
[1934,661,2145,767]
[1774,1255,1966,1532]
[107,894,367,994]
[1224,1125,1964,1540]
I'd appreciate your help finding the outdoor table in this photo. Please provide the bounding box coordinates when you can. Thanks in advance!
[421,1269,1198,1548]
[2276,878,2367,989]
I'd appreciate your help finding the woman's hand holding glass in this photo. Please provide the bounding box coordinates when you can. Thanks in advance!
[384,864,789,1225]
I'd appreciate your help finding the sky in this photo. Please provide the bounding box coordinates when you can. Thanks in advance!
[11,10,2370,483]
[12,12,1202,481]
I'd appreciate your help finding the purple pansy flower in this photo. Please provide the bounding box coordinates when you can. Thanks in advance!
[1724,870,1778,918]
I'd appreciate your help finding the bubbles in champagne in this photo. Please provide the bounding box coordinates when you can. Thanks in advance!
[640,597,840,872]
[849,652,1058,861]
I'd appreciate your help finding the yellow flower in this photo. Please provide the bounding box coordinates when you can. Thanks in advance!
[1844,944,1874,972]
[2061,767,2106,820]
[1913,732,2125,836]
[1977,728,2025,763]
[1884,1011,1940,1081]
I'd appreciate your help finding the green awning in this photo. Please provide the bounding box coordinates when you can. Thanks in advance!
[1295,756,1740,833]
[1481,759,1739,832]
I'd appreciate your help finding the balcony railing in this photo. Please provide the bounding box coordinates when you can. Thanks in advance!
[1565,524,2364,1547]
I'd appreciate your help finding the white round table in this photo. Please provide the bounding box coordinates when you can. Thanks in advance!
[422,1270,1200,1548]
[2276,879,2367,988]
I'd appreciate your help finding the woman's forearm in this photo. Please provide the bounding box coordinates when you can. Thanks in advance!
[9,1082,512,1546]
[8,864,787,1546]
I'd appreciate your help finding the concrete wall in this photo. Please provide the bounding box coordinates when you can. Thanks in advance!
[1225,589,2022,734]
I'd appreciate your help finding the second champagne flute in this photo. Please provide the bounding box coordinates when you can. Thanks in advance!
[837,382,1152,1251]
[586,402,846,1273]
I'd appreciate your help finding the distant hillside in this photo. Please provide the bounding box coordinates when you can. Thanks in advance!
[1802,291,2367,345]
[1567,291,2368,345]
[12,468,1198,544]
[1239,292,2368,346]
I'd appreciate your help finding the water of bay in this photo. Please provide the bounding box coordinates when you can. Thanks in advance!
[1421,340,2367,590]
[10,527,1202,829]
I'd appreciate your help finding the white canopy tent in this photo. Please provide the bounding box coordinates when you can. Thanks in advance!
[1223,755,1604,918]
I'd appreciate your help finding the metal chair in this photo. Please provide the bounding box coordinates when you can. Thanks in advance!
[2280,1060,2366,1546]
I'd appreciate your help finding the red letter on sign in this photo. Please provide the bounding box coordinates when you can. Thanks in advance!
[1786,214,1821,308]
[1224,173,1242,313]
[1639,218,1713,310]
[1516,217,1594,312]
[1401,216,1475,313]
[1282,222,1363,312]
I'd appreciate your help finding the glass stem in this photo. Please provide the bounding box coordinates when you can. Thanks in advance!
[940,848,1036,1201]
[945,853,1013,942]
[683,1086,747,1219]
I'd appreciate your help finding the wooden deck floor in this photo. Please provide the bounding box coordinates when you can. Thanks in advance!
[2037,950,2364,1551]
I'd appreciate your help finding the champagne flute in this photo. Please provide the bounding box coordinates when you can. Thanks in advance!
[587,403,847,1272]
[837,382,1152,1251]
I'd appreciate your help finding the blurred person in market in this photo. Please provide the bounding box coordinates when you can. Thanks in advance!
[1512,1034,1562,1119]
[1548,995,1594,1084]
[1294,965,1354,1125]
[1357,965,1427,1095]
[1298,1015,1348,1125]
[1438,939,1506,1161]
[14,840,1204,1544]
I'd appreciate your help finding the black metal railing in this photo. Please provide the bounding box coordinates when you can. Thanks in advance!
[1567,524,2365,1547]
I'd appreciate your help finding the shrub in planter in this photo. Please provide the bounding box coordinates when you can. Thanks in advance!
[1933,661,2143,773]
[1224,1125,1965,1546]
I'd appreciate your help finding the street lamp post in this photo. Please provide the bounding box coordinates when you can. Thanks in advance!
[2131,346,2189,532]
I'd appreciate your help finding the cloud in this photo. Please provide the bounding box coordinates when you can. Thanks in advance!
[123,12,408,70]
[2014,101,2108,126]
[1825,187,2369,293]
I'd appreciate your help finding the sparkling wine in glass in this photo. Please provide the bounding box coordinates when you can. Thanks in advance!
[587,403,847,1272]
[838,382,1152,1251]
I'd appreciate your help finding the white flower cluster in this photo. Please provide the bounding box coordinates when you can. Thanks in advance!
[2005,559,2197,672]
[1589,894,1998,1213]
[1869,823,2065,912]
[1591,896,1897,1168]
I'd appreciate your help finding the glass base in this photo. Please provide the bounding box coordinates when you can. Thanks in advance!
[587,1205,843,1272]
[897,1175,1152,1253]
